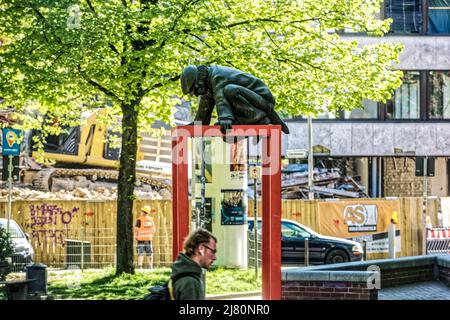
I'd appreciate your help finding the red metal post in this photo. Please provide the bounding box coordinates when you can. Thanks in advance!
[171,135,179,261]
[172,125,282,299]
[172,133,189,260]
[261,127,282,300]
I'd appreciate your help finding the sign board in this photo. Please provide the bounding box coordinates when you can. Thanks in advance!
[286,149,308,159]
[1,128,21,156]
[249,166,261,180]
[318,200,402,253]
[221,189,246,225]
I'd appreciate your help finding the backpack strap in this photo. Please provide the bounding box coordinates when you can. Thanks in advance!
[168,278,175,300]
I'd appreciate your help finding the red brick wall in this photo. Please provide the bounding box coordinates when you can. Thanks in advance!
[439,266,450,286]
[381,266,434,287]
[282,281,378,300]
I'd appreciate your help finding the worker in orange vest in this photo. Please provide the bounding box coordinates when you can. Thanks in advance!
[134,205,156,269]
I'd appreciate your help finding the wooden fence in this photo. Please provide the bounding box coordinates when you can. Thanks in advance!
[0,200,173,268]
[249,197,439,260]
[0,197,440,268]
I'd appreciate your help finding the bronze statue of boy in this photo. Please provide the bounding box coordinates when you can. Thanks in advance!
[180,65,289,135]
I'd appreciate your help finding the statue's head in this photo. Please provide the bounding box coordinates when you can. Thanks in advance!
[181,65,198,95]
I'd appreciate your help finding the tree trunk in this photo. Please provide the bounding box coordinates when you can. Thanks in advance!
[116,102,139,275]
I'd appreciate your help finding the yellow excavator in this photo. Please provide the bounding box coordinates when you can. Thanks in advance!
[22,109,173,191]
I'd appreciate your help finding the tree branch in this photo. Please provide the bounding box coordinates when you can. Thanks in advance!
[77,65,123,102]
[85,0,96,13]
[84,0,120,54]
[276,57,323,71]
[149,75,180,91]
[31,6,62,45]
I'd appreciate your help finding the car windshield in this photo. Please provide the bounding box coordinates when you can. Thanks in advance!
[248,219,318,238]
[282,222,311,238]
[0,221,24,238]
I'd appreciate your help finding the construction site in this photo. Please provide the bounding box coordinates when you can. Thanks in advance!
[0,108,172,202]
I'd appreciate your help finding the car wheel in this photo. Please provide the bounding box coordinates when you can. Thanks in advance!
[325,249,349,264]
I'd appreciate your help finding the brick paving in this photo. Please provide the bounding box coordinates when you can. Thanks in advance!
[215,281,450,300]
[379,281,450,300]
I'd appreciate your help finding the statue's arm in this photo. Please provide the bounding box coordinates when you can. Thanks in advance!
[193,95,215,125]
[211,75,234,122]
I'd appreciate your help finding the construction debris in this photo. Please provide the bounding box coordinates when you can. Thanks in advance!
[0,185,171,201]
[249,162,368,199]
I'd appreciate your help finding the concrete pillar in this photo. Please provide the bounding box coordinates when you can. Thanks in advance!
[355,157,369,196]
[371,157,377,198]
[388,223,396,259]
[193,137,248,268]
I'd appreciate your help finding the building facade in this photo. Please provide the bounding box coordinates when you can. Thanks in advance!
[283,0,450,198]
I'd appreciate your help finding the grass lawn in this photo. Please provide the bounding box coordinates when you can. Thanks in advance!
[46,266,261,300]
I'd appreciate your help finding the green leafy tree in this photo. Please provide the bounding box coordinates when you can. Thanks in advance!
[0,226,14,281]
[0,0,403,274]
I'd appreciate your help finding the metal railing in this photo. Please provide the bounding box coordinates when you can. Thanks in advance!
[11,227,173,271]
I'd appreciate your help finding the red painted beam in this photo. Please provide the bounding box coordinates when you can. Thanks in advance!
[171,133,189,260]
[172,124,282,299]
[261,126,282,299]
[173,125,273,137]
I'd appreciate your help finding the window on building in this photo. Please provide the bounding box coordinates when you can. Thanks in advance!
[386,71,421,119]
[344,99,378,119]
[429,71,450,119]
[385,0,450,33]
[316,108,337,119]
[385,0,423,33]
[428,0,450,33]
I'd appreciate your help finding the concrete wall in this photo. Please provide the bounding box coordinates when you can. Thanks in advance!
[345,35,450,70]
[283,122,450,157]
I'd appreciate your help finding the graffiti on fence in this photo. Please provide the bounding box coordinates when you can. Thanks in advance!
[28,204,80,245]
[29,204,79,228]
[31,229,67,245]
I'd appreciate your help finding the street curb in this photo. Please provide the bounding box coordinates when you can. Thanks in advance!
[206,291,261,300]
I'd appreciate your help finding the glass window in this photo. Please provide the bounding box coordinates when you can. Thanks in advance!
[281,222,311,238]
[0,221,24,238]
[428,0,450,33]
[316,109,337,119]
[429,71,450,119]
[385,0,423,33]
[344,99,378,119]
[386,71,421,119]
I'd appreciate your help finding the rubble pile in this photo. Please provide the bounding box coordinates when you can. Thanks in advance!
[249,162,368,199]
[0,186,172,201]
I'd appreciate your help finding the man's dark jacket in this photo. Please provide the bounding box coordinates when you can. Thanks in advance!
[171,253,204,300]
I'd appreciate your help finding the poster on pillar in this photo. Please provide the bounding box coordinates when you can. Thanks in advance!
[230,139,247,181]
[221,189,246,225]
[317,200,401,253]
[194,197,214,231]
[194,139,213,183]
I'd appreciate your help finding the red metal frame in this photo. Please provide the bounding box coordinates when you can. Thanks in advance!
[172,125,281,300]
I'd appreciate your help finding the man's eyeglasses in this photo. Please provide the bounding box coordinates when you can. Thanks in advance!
[202,244,217,254]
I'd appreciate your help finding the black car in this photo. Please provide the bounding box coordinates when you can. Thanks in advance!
[0,218,34,271]
[248,218,363,265]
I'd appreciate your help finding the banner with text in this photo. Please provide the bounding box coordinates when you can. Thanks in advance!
[318,200,401,253]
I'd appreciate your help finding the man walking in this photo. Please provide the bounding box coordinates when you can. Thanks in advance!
[171,228,217,300]
[135,205,156,269]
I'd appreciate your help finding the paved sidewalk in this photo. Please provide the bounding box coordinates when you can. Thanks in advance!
[379,281,450,300]
[207,291,261,300]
